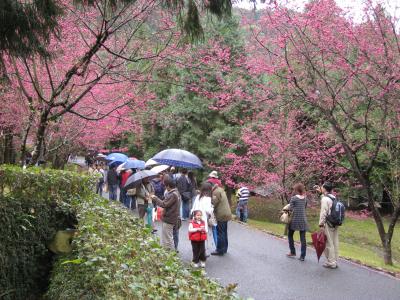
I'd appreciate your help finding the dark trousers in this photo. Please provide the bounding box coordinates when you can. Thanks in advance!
[216,221,228,254]
[191,241,206,263]
[288,229,307,258]
[173,226,179,250]
[96,181,103,197]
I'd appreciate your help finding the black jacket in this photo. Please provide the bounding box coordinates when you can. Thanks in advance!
[107,168,119,185]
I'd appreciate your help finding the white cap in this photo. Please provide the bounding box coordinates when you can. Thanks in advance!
[208,171,219,179]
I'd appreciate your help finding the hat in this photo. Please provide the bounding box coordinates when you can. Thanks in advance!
[208,171,219,179]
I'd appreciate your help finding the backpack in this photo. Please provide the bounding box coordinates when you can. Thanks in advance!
[326,195,345,227]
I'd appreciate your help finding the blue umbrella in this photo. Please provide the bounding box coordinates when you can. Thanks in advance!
[152,149,202,169]
[106,153,128,163]
[121,159,145,170]
[124,170,159,189]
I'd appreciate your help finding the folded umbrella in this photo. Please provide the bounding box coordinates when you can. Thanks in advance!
[311,231,327,262]
[124,170,159,190]
[151,165,169,174]
[152,149,202,169]
[106,153,128,163]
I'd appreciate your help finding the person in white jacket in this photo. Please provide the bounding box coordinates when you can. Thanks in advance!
[191,182,214,232]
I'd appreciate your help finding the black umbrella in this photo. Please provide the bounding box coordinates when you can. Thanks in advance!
[124,170,158,190]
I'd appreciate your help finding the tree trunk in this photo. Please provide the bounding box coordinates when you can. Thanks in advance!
[382,237,393,265]
[3,130,15,164]
[20,122,32,166]
[29,112,49,166]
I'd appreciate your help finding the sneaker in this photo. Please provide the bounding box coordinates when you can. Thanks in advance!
[211,251,224,256]
[323,263,337,269]
[191,262,199,268]
[286,253,296,258]
[199,261,206,268]
[151,229,158,234]
[298,257,305,261]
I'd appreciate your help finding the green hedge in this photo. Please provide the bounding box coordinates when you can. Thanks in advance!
[46,196,238,299]
[0,165,92,300]
[0,165,238,299]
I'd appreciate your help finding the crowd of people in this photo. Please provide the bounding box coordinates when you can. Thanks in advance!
[89,162,340,270]
[89,162,239,268]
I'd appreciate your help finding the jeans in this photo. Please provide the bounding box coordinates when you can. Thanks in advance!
[96,181,103,197]
[212,225,218,248]
[173,226,179,250]
[130,196,136,210]
[216,221,228,254]
[124,195,132,209]
[181,199,190,220]
[119,187,126,204]
[236,200,248,222]
[109,184,118,201]
[288,229,306,258]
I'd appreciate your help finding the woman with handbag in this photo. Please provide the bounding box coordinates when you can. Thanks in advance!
[287,183,308,261]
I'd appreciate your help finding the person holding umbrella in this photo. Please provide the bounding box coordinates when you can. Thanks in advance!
[150,175,181,250]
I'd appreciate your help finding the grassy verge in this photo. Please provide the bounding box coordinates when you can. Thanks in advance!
[245,197,400,275]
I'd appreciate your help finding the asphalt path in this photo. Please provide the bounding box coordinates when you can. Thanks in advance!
[163,220,400,300]
[101,191,400,300]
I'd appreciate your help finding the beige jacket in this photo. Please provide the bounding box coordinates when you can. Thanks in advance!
[319,194,333,226]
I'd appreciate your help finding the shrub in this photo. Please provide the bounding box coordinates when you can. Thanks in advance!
[0,165,90,300]
[46,196,238,300]
[0,165,237,299]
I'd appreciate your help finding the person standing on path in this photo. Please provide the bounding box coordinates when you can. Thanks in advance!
[286,183,308,261]
[236,186,250,223]
[177,169,192,220]
[208,171,231,256]
[317,181,339,269]
[107,165,119,201]
[135,178,155,225]
[94,164,105,197]
[151,175,181,250]
[188,210,207,268]
[191,182,213,230]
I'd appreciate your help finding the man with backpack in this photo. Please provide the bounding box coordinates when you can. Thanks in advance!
[317,181,345,269]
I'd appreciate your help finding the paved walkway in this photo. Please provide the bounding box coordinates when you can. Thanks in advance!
[163,220,400,300]
[101,191,400,300]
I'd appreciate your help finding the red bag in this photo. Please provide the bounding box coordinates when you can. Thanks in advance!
[188,221,207,241]
[155,207,164,221]
[311,231,327,262]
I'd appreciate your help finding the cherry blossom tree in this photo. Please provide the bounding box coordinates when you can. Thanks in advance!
[2,0,177,165]
[248,0,400,264]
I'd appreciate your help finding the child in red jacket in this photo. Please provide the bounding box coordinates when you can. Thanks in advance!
[188,210,207,268]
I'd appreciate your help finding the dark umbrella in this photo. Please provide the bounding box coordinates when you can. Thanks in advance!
[124,170,158,190]
[152,149,202,169]
[311,231,327,262]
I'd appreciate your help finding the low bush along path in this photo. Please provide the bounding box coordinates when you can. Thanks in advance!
[155,220,400,300]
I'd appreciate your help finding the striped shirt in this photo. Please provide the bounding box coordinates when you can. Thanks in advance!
[238,187,250,202]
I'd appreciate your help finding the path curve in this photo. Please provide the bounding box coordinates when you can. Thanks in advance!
[166,220,400,300]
